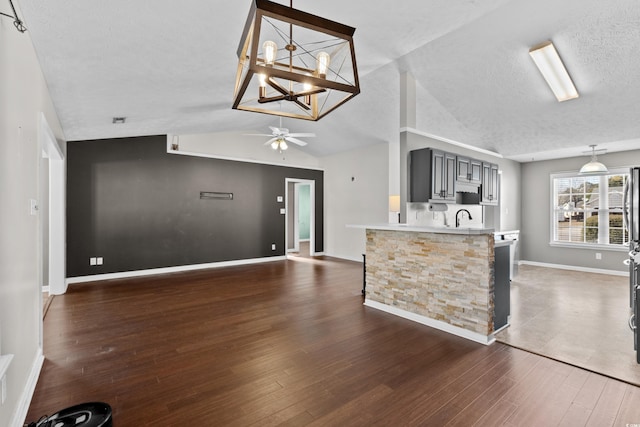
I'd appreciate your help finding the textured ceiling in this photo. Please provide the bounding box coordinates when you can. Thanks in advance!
[17,0,640,160]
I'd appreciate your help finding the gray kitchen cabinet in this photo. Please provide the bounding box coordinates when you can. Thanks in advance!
[481,162,499,205]
[456,156,482,185]
[409,148,456,202]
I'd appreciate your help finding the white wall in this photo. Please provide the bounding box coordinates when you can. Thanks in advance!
[321,142,390,261]
[174,131,392,262]
[0,9,65,426]
[521,149,640,272]
[171,132,321,169]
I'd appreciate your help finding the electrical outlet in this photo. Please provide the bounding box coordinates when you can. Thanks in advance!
[595,253,602,260]
[280,208,286,214]
[90,257,97,266]
[96,257,103,265]
[271,244,276,251]
[277,196,283,202]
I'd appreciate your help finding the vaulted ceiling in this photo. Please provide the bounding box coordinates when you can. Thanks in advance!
[18,0,640,160]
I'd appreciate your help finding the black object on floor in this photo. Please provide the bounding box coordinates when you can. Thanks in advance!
[26,402,112,427]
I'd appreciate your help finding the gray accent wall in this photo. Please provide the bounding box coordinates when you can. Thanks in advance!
[521,149,640,272]
[66,136,324,277]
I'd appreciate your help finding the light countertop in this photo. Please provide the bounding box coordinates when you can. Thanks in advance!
[348,223,495,235]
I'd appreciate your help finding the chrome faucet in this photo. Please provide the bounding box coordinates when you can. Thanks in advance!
[455,209,472,228]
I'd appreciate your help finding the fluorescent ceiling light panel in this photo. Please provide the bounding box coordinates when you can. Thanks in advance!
[529,41,579,102]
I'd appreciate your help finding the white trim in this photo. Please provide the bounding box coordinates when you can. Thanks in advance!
[0,354,13,380]
[519,260,627,277]
[165,136,324,171]
[328,253,363,263]
[9,349,44,427]
[548,241,628,252]
[66,256,287,284]
[363,300,495,345]
[39,113,63,161]
[39,113,66,296]
[41,286,50,294]
[550,169,630,250]
[293,183,300,252]
[400,127,503,159]
[285,178,316,257]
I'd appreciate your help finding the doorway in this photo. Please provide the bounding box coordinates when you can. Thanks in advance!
[39,113,65,296]
[285,179,315,257]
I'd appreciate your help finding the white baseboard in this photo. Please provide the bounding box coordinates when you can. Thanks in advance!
[363,300,495,346]
[10,349,44,427]
[326,253,363,263]
[519,260,627,277]
[66,256,287,285]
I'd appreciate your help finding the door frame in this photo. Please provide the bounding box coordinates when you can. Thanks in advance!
[39,113,66,296]
[285,178,315,256]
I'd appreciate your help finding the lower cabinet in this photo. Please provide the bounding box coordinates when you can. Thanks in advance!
[494,243,511,331]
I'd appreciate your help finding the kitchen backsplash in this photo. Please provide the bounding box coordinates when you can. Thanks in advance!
[406,202,484,228]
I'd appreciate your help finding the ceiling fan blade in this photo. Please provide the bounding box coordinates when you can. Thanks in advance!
[244,133,274,137]
[269,126,281,134]
[264,137,279,145]
[287,133,316,138]
[285,136,308,146]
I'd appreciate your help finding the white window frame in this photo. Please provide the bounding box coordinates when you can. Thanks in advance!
[550,168,629,251]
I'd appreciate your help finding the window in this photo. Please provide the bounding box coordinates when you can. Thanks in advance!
[551,169,629,248]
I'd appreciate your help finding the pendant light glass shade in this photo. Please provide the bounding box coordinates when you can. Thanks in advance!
[579,145,608,174]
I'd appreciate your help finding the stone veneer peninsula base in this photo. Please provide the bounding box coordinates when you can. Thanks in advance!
[362,226,496,345]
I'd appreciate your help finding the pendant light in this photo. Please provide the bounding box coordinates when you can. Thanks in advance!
[579,145,608,174]
[232,0,360,121]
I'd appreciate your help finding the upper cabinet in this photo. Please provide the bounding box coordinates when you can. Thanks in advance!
[481,162,499,205]
[410,148,499,205]
[456,156,482,185]
[409,148,456,203]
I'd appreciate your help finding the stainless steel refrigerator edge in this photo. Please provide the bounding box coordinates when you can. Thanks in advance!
[623,167,640,363]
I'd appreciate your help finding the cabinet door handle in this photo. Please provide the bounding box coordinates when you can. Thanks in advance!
[630,314,636,331]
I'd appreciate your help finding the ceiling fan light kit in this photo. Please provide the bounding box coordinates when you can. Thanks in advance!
[232,0,360,121]
[245,117,316,151]
[529,41,579,102]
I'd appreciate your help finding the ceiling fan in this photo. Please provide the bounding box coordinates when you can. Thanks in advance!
[246,117,315,151]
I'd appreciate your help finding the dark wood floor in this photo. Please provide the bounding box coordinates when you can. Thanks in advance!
[27,257,640,426]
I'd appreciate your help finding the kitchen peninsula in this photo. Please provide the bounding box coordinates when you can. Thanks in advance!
[354,224,507,345]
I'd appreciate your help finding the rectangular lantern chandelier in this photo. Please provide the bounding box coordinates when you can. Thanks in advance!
[232,0,360,121]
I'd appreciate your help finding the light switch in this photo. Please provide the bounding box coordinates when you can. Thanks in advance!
[90,257,97,266]
[277,196,283,202]
[96,257,103,265]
